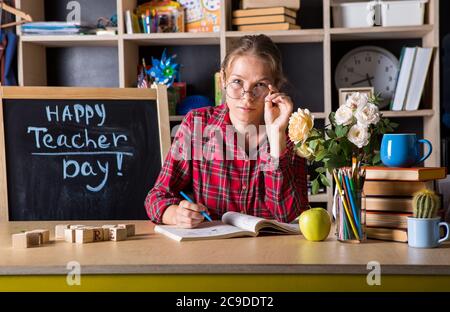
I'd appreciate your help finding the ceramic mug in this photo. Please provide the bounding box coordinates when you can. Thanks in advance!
[380,133,432,167]
[407,217,450,248]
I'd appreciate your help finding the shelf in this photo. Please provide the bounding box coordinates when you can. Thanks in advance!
[330,25,433,41]
[309,193,328,203]
[122,32,220,46]
[380,109,434,118]
[226,29,324,43]
[20,35,119,47]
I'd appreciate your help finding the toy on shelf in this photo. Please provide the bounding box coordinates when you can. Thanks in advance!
[147,49,179,87]
[178,0,221,33]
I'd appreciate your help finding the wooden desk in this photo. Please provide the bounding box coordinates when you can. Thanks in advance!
[1,221,450,291]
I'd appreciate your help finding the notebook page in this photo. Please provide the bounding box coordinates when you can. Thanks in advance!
[221,211,264,232]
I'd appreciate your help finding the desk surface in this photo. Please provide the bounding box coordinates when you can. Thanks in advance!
[1,221,450,275]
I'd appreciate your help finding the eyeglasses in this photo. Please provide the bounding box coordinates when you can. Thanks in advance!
[225,81,270,99]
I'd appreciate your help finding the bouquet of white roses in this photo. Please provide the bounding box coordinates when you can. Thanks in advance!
[288,92,398,194]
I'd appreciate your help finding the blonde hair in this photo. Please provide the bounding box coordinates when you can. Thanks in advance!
[221,34,287,90]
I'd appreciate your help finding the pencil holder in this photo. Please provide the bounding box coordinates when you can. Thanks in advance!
[333,168,367,243]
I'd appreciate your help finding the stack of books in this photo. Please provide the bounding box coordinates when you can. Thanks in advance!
[232,6,300,31]
[363,166,447,243]
[21,22,92,35]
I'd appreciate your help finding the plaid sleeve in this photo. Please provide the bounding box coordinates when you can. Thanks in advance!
[262,141,309,223]
[144,113,193,224]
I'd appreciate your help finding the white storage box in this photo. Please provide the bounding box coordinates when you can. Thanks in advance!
[381,0,428,27]
[332,0,380,28]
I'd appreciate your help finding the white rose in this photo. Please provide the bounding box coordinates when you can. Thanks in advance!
[347,124,370,148]
[345,92,368,110]
[355,102,380,127]
[335,105,354,126]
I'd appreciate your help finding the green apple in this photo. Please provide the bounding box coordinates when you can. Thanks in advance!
[299,208,331,241]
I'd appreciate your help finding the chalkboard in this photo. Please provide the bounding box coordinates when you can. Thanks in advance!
[0,87,170,221]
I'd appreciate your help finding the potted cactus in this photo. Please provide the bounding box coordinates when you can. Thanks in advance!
[407,189,449,248]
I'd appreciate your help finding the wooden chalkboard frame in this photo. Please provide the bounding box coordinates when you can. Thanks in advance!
[0,85,171,222]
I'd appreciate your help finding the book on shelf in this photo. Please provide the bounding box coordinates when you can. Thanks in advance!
[366,211,412,229]
[404,47,434,111]
[154,211,299,242]
[242,0,301,10]
[363,180,435,197]
[232,14,296,26]
[233,7,298,18]
[366,197,414,213]
[364,166,447,181]
[237,23,300,31]
[366,227,408,243]
[391,47,417,111]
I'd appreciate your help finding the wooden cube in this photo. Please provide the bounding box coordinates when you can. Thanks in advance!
[12,232,41,248]
[118,224,135,237]
[55,224,70,240]
[64,228,76,243]
[102,228,111,241]
[69,224,86,229]
[75,228,94,244]
[91,227,104,242]
[109,227,127,241]
[101,224,117,229]
[27,229,50,244]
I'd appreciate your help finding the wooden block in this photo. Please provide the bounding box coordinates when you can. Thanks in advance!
[69,224,86,229]
[109,227,127,241]
[75,228,94,244]
[101,224,117,229]
[118,224,135,237]
[64,228,76,243]
[92,227,104,242]
[102,228,111,241]
[27,229,50,244]
[12,232,41,248]
[55,224,70,240]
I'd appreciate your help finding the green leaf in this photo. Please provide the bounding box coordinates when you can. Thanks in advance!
[315,149,328,162]
[312,178,320,195]
[326,129,336,139]
[335,125,348,138]
[372,153,381,165]
[315,167,326,174]
[320,174,331,187]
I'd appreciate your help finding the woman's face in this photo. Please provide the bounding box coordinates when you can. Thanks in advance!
[223,55,273,126]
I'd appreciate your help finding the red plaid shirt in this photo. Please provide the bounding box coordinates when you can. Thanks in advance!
[145,104,309,223]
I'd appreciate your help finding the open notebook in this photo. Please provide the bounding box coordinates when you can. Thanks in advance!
[154,211,300,242]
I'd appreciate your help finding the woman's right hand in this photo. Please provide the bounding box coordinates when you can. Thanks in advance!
[174,200,208,228]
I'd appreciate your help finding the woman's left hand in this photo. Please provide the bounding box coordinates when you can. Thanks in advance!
[264,84,293,133]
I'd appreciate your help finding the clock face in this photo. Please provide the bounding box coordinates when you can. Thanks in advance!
[335,46,400,109]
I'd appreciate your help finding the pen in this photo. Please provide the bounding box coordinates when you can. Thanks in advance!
[179,191,213,222]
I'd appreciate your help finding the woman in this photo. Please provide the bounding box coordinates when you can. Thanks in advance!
[145,34,309,228]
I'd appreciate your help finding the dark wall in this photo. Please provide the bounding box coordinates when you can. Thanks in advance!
[440,0,450,167]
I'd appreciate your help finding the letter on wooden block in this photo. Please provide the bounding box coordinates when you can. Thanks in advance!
[55,224,70,240]
[118,224,135,237]
[75,228,94,244]
[12,232,41,248]
[92,227,104,242]
[109,227,127,241]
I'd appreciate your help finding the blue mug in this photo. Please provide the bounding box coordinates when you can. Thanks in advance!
[380,134,432,167]
[407,217,450,248]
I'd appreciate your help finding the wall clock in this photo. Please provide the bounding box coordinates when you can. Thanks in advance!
[335,46,400,109]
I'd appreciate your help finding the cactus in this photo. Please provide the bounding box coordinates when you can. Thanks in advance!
[412,189,440,218]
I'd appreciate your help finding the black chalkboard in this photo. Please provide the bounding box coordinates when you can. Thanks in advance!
[1,88,168,221]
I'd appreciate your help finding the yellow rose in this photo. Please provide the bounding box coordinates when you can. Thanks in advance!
[288,108,314,144]
[295,142,315,160]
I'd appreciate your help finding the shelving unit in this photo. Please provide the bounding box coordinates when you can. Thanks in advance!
[15,0,441,209]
